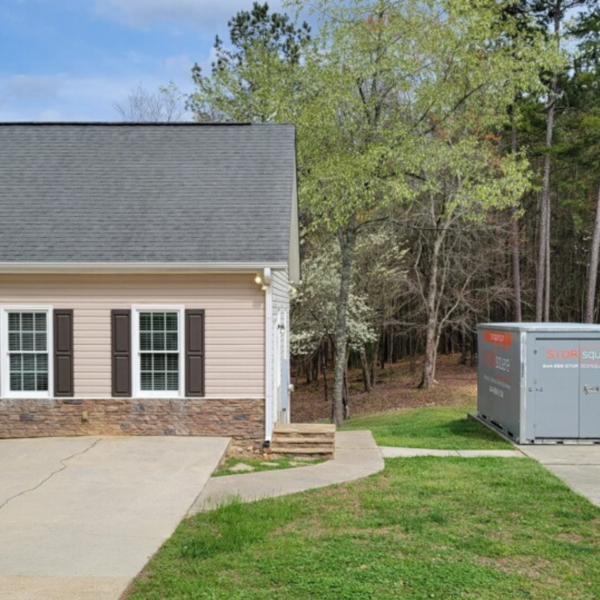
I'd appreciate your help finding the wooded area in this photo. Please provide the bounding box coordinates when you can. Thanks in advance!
[119,0,600,424]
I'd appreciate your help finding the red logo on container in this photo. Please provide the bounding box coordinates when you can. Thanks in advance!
[483,331,512,346]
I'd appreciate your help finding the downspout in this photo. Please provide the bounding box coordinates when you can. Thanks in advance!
[263,268,274,443]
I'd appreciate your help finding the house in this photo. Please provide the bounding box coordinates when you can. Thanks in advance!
[0,122,300,448]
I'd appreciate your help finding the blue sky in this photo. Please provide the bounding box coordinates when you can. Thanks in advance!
[0,0,286,121]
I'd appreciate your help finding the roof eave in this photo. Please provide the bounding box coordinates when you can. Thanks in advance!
[0,262,288,275]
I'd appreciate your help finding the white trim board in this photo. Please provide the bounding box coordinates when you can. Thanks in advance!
[264,279,274,443]
[0,262,288,274]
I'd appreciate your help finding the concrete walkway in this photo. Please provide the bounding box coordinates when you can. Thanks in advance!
[0,436,230,600]
[190,431,384,514]
[520,445,600,509]
[380,446,525,458]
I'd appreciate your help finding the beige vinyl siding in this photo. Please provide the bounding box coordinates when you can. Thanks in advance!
[0,274,264,397]
[271,269,290,311]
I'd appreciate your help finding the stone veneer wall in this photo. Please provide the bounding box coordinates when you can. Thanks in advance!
[0,398,265,448]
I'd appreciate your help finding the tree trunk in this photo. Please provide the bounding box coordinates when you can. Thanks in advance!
[510,106,522,322]
[370,339,378,387]
[420,315,438,388]
[420,222,447,388]
[343,361,350,419]
[536,4,561,322]
[459,321,468,365]
[332,221,357,427]
[585,179,600,323]
[544,201,551,321]
[359,345,372,392]
[322,347,329,403]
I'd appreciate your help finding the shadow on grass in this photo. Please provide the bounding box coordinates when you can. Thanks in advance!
[445,418,504,443]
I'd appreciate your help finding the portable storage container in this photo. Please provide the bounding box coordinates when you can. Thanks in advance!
[476,323,600,443]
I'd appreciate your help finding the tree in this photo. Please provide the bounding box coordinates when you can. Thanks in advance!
[405,136,531,388]
[190,0,554,423]
[497,0,549,322]
[290,243,378,407]
[114,82,186,122]
[516,0,596,321]
[572,7,600,322]
[290,0,546,396]
[188,2,310,122]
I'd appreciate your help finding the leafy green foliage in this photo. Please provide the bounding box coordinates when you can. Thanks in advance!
[290,247,377,356]
[188,2,310,121]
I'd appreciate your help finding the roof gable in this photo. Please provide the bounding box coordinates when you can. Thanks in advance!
[0,123,297,267]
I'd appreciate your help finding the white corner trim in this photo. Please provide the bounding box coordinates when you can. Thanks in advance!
[264,284,274,442]
[263,267,272,286]
[0,305,54,399]
[289,169,301,284]
[0,262,288,274]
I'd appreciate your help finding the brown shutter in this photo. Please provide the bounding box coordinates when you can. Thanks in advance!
[112,310,131,397]
[186,309,205,397]
[54,309,74,397]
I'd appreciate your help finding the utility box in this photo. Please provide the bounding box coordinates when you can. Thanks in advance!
[476,323,600,444]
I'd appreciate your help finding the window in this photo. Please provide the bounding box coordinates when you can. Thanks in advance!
[2,308,52,397]
[133,307,183,397]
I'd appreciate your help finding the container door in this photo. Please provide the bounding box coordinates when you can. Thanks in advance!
[534,339,579,438]
[579,341,600,438]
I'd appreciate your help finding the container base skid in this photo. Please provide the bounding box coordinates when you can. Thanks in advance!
[469,413,600,445]
[469,412,520,444]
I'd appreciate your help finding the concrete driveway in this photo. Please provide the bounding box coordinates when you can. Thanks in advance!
[521,445,600,508]
[0,436,230,600]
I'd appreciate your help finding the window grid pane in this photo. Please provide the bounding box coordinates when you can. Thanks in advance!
[139,312,179,392]
[7,312,49,393]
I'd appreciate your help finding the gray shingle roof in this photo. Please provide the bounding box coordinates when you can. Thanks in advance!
[0,123,296,264]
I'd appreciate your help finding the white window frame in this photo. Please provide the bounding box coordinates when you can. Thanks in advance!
[1,306,53,399]
[132,305,185,399]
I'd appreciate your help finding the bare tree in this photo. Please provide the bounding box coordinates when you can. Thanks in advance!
[114,82,187,122]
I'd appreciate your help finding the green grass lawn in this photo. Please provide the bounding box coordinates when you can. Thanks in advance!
[127,457,600,600]
[213,456,324,477]
[342,406,511,450]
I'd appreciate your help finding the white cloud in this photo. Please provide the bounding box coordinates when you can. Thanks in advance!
[0,74,144,121]
[6,75,62,99]
[93,0,284,29]
[162,54,193,80]
[37,109,71,122]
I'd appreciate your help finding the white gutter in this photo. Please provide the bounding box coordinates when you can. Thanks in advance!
[0,262,288,274]
[264,267,274,443]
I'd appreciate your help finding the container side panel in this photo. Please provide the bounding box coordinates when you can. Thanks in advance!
[579,340,600,438]
[477,327,521,440]
[534,338,579,438]
[524,334,537,442]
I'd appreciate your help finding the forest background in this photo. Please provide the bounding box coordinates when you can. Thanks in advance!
[117,0,600,425]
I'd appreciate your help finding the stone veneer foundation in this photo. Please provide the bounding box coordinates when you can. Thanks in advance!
[0,398,265,448]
